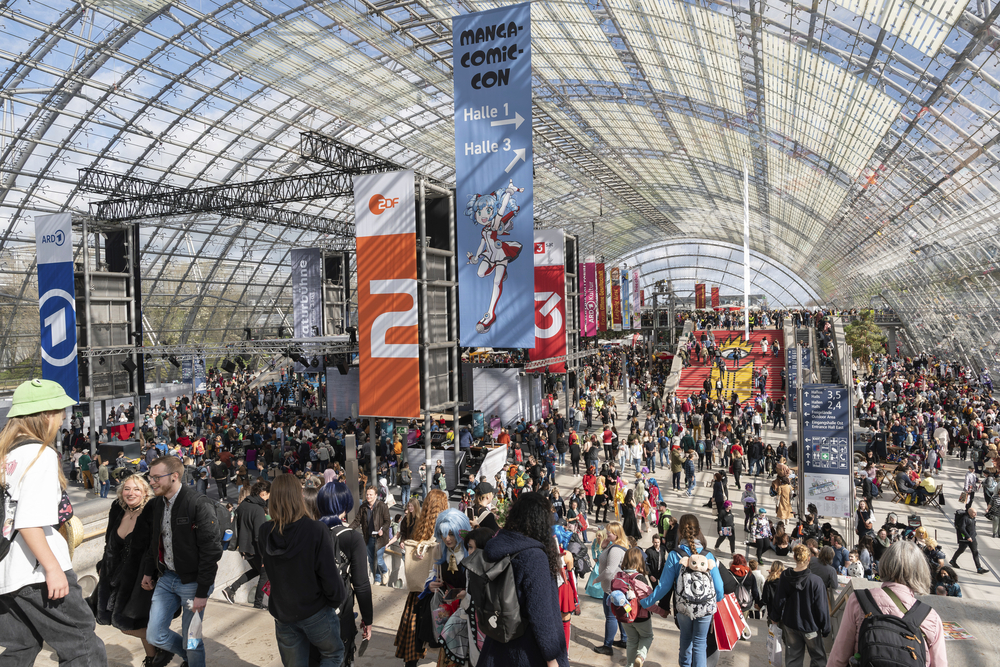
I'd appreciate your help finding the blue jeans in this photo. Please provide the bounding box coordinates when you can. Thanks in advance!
[400,485,411,508]
[274,605,344,667]
[147,570,213,667]
[633,457,642,471]
[660,449,669,466]
[676,612,712,667]
[366,536,387,583]
[99,480,110,498]
[602,593,625,646]
[558,452,565,465]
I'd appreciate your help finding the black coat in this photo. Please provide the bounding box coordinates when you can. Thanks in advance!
[96,502,157,631]
[142,485,223,599]
[234,494,268,555]
[771,567,831,635]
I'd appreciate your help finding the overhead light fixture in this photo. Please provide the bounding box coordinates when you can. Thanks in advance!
[98,356,106,366]
[168,356,181,368]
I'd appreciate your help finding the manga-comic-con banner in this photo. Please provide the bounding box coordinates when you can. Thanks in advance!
[580,257,597,337]
[529,230,566,373]
[695,282,706,309]
[453,3,534,347]
[610,266,622,331]
[711,285,720,308]
[596,262,607,331]
[354,170,420,419]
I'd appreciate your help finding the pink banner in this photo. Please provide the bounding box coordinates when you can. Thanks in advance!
[580,257,597,337]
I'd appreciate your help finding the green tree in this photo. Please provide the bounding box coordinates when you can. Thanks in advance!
[843,310,887,363]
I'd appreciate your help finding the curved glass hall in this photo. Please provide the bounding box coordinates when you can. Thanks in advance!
[3,0,1000,378]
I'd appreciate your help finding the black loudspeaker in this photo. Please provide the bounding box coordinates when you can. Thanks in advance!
[221,359,237,373]
[121,358,137,373]
[569,372,576,389]
[337,362,349,375]
[424,195,453,250]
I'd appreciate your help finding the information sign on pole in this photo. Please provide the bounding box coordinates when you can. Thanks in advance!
[453,3,534,347]
[801,384,852,518]
[787,346,811,413]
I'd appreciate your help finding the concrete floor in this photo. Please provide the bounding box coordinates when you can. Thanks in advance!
[29,381,1000,666]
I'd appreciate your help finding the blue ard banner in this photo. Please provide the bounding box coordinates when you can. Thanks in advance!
[453,2,533,347]
[35,213,79,402]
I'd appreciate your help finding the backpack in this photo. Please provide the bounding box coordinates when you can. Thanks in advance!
[734,573,753,611]
[463,549,526,643]
[330,526,355,616]
[609,571,642,623]
[854,589,930,667]
[0,482,16,563]
[673,548,718,620]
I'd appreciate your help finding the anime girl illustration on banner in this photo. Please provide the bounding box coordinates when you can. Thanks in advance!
[465,179,524,333]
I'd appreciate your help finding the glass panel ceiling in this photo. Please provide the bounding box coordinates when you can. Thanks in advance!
[1,0,1000,374]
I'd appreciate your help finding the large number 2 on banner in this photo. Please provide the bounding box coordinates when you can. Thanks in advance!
[370,279,418,359]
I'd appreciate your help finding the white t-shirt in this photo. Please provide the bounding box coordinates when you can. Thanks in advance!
[1,442,72,595]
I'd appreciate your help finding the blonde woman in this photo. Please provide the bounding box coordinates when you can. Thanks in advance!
[95,473,161,665]
[0,379,107,663]
[760,561,785,624]
[593,522,630,655]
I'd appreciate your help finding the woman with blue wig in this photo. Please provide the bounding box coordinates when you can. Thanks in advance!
[316,482,373,667]
[429,509,472,667]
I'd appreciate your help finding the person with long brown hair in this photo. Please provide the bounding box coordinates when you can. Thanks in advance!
[0,379,107,664]
[395,487,449,667]
[639,514,724,667]
[259,473,346,667]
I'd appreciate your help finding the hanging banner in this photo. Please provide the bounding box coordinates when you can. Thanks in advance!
[694,283,706,309]
[35,213,79,402]
[632,267,641,326]
[290,247,323,372]
[580,257,597,337]
[610,266,622,331]
[529,230,566,373]
[596,262,607,331]
[640,290,645,308]
[711,286,720,309]
[355,170,420,419]
[621,269,631,331]
[193,358,207,394]
[453,3,534,347]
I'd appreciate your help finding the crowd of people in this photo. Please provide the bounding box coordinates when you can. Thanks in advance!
[0,307,980,667]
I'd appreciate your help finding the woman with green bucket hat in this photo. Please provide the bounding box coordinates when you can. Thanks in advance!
[0,378,107,665]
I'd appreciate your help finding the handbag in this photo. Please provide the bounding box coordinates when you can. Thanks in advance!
[403,540,438,593]
[767,623,784,667]
[959,491,968,504]
[415,589,442,648]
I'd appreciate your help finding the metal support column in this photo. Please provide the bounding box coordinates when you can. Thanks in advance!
[449,190,460,463]
[368,416,377,485]
[418,179,433,474]
[125,227,141,439]
[82,218,96,455]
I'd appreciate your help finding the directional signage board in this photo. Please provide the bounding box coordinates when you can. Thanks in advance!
[801,383,852,517]
[453,3,534,347]
[787,346,811,412]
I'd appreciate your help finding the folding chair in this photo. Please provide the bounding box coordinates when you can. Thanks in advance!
[926,484,943,509]
[889,479,904,504]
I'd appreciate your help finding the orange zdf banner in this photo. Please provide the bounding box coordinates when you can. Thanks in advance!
[355,170,420,418]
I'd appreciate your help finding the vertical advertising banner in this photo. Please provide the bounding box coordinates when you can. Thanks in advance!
[621,269,631,331]
[35,213,79,402]
[596,262,607,331]
[580,256,597,337]
[610,267,622,331]
[290,247,323,372]
[193,358,207,394]
[355,170,420,419]
[641,290,645,308]
[529,230,566,373]
[694,283,706,309]
[453,3,534,347]
[711,286,720,308]
[632,267,641,327]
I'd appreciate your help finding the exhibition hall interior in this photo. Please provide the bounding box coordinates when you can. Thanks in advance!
[2,0,1000,666]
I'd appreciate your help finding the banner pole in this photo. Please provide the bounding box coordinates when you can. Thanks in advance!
[418,178,433,475]
[743,159,751,341]
[82,217,96,455]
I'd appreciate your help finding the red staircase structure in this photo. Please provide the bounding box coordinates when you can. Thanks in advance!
[675,329,786,404]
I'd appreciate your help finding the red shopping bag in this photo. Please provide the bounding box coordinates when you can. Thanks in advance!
[713,593,749,651]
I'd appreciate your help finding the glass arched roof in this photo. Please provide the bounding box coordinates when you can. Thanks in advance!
[2,0,1000,375]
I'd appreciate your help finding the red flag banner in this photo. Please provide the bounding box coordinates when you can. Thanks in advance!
[695,283,706,309]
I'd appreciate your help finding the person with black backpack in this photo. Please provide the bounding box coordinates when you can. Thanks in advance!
[827,540,946,667]
[470,492,569,667]
[317,481,373,667]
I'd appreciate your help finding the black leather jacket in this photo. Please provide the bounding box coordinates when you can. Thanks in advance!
[142,485,223,598]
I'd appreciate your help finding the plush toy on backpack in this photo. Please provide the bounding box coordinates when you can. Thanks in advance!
[674,551,718,620]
